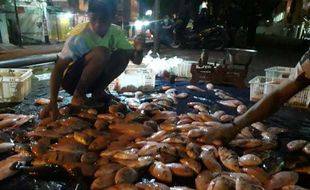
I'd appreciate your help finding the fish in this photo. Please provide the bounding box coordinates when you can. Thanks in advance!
[237,105,247,114]
[186,142,201,159]
[282,185,309,190]
[200,150,222,173]
[81,152,99,164]
[0,114,33,129]
[206,83,214,90]
[235,177,263,190]
[106,183,138,190]
[114,156,154,169]
[91,173,115,190]
[207,176,235,190]
[73,131,93,145]
[94,163,123,178]
[50,141,87,154]
[186,85,206,92]
[115,167,138,184]
[166,163,195,177]
[113,148,139,160]
[218,147,240,172]
[149,161,172,183]
[175,92,189,99]
[302,143,310,155]
[195,170,214,190]
[170,186,195,190]
[217,99,243,108]
[242,167,270,185]
[239,154,262,167]
[34,98,50,105]
[229,139,263,148]
[180,157,202,174]
[109,122,154,137]
[0,142,15,153]
[135,181,169,190]
[265,171,299,190]
[287,140,308,152]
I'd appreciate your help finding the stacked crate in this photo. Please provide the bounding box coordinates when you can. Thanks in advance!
[249,66,310,108]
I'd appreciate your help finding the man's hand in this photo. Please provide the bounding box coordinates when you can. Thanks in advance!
[201,122,240,144]
[133,33,146,51]
[39,102,60,121]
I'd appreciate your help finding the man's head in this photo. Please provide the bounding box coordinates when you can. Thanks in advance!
[88,0,116,37]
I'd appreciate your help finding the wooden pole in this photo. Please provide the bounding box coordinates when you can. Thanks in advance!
[152,0,160,55]
[13,0,22,47]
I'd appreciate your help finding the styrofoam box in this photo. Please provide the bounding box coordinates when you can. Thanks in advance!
[0,69,32,103]
[108,64,155,92]
[265,66,294,81]
[249,76,310,108]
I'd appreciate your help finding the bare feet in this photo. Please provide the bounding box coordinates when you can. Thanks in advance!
[71,95,88,108]
[93,89,118,103]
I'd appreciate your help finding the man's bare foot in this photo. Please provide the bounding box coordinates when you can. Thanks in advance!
[93,90,119,103]
[71,95,88,108]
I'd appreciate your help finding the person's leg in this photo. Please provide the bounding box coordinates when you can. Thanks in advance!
[62,58,86,95]
[92,49,130,102]
[71,47,111,106]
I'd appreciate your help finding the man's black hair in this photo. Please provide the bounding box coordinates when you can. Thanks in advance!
[88,0,116,20]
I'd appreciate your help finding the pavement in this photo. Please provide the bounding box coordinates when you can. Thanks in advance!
[0,43,63,61]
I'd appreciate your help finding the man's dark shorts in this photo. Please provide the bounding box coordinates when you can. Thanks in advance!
[62,50,126,95]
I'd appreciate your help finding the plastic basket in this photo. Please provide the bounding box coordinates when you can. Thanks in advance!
[108,65,155,92]
[172,61,193,78]
[265,66,294,81]
[249,76,268,102]
[249,76,310,108]
[0,69,32,103]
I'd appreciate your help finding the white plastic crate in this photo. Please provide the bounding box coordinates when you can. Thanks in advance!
[108,64,155,92]
[249,76,310,108]
[249,76,268,102]
[171,60,193,78]
[265,66,294,81]
[0,69,32,103]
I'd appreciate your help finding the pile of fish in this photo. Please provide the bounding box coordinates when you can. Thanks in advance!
[0,84,309,190]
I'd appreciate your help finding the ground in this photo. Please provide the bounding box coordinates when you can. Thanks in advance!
[0,35,309,189]
[0,35,309,133]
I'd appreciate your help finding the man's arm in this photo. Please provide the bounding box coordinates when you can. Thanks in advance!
[234,76,310,131]
[49,58,72,104]
[202,61,310,144]
[40,58,72,120]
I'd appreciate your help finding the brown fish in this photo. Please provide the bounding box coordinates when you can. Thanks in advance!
[195,170,214,190]
[166,163,195,177]
[287,140,308,152]
[218,147,240,172]
[115,167,138,184]
[149,161,172,183]
[265,171,299,190]
[217,99,243,108]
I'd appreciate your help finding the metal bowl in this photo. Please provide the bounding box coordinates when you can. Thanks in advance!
[226,48,258,66]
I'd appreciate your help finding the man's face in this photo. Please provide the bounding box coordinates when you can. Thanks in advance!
[89,13,112,37]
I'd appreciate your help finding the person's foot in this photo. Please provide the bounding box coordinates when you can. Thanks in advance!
[71,95,88,108]
[92,89,119,104]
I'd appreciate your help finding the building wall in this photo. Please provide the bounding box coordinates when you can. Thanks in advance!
[0,13,10,43]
